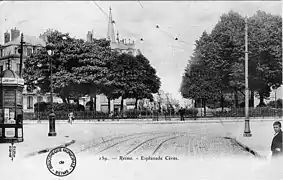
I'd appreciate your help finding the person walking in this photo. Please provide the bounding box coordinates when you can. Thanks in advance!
[68,112,75,124]
[271,121,283,158]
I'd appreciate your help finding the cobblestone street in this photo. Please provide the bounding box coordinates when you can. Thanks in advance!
[0,122,282,180]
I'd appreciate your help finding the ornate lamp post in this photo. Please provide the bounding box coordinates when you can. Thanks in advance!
[46,43,56,137]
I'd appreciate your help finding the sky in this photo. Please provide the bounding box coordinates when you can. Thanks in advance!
[0,1,282,106]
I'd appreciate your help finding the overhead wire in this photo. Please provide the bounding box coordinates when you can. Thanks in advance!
[137,0,144,8]
[92,1,109,20]
[136,1,190,46]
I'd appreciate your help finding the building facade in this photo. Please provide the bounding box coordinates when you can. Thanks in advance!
[0,28,60,113]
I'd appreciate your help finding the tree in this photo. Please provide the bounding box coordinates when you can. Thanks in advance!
[209,11,246,107]
[23,30,114,106]
[181,10,282,109]
[248,11,282,106]
[180,32,223,115]
[106,53,161,111]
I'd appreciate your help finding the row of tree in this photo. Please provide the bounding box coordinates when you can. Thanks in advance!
[180,10,282,114]
[23,30,161,112]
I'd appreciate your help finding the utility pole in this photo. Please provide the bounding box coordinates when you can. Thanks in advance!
[243,16,252,137]
[19,33,24,78]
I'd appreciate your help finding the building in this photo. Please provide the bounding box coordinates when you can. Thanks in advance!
[0,28,64,113]
[85,7,144,113]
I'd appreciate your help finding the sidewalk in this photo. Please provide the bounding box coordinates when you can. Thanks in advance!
[230,118,282,158]
[0,124,77,161]
[23,117,279,124]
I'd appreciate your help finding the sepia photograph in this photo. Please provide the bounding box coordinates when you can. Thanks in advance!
[0,1,282,179]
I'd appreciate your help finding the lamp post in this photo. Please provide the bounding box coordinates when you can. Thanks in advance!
[36,86,41,123]
[46,43,56,137]
[243,16,252,137]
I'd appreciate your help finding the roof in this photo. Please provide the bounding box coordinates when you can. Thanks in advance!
[2,35,46,47]
[110,42,135,50]
[0,69,20,78]
[0,54,20,61]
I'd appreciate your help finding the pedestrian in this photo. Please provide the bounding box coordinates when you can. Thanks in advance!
[179,107,185,121]
[68,112,75,124]
[271,121,283,158]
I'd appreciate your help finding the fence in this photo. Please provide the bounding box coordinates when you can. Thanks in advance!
[23,107,283,121]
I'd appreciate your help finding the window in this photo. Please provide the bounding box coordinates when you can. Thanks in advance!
[5,62,9,69]
[14,47,18,54]
[47,96,51,103]
[16,63,20,75]
[27,48,32,56]
[27,96,33,109]
[37,96,43,103]
[0,66,3,75]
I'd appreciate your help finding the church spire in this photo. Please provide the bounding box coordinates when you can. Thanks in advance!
[107,6,116,43]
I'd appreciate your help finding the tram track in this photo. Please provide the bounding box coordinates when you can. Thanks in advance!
[96,132,172,154]
[77,131,170,154]
[152,135,184,155]
[124,133,181,156]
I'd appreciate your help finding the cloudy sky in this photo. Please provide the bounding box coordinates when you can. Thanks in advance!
[0,1,281,105]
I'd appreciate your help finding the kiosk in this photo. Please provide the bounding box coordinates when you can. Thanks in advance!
[0,65,24,143]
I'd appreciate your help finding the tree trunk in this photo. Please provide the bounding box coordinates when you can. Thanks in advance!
[258,93,266,107]
[94,95,97,112]
[89,96,94,111]
[108,98,111,113]
[135,99,138,110]
[203,99,206,117]
[250,90,254,108]
[67,98,70,104]
[234,90,238,108]
[62,98,67,103]
[75,98,80,106]
[221,94,224,111]
[120,97,124,112]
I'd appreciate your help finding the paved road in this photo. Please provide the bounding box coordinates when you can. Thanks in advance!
[0,122,282,180]
[73,126,250,158]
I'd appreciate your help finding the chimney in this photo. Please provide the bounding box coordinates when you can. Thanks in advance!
[11,27,20,41]
[4,31,10,43]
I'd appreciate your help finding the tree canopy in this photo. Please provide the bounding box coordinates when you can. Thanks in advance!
[23,30,161,110]
[180,10,282,109]
[23,30,115,103]
[105,53,161,110]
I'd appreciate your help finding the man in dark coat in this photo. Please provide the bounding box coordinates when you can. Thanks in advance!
[179,107,185,121]
[271,121,283,157]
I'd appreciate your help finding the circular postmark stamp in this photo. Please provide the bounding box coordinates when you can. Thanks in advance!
[46,147,76,177]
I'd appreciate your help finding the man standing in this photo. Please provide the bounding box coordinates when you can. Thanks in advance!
[271,121,283,157]
[179,107,185,121]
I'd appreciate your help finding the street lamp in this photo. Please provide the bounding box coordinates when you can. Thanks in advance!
[243,16,252,137]
[46,43,56,137]
[36,86,41,123]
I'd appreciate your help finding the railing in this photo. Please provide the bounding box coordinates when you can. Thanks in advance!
[23,107,283,121]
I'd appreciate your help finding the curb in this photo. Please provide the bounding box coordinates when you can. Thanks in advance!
[23,119,280,125]
[229,137,265,159]
[24,140,76,158]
